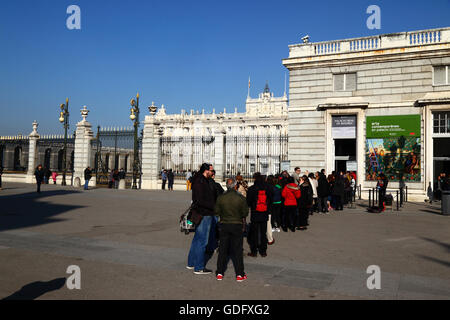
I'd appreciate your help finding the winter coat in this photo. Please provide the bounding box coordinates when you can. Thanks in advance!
[35,168,44,183]
[317,174,330,198]
[247,182,273,222]
[281,183,301,206]
[299,181,313,208]
[191,174,216,216]
[332,176,345,198]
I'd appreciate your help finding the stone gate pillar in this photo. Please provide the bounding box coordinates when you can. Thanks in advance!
[73,106,95,188]
[213,118,226,182]
[26,121,40,183]
[141,105,162,189]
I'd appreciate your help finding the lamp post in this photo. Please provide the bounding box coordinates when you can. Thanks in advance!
[130,93,140,189]
[59,98,69,186]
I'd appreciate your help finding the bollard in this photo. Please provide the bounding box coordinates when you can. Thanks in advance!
[369,189,372,208]
[396,190,399,211]
[406,186,408,202]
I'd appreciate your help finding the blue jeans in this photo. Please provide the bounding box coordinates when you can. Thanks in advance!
[187,215,217,271]
[84,179,90,190]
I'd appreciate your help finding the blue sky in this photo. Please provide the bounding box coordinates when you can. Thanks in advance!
[0,0,449,135]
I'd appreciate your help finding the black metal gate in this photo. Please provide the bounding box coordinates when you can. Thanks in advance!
[93,126,141,188]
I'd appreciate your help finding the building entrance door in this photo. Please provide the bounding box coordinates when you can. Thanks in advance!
[433,137,450,193]
[332,115,357,174]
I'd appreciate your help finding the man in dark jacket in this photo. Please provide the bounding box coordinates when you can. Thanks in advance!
[187,163,217,275]
[84,167,92,190]
[215,178,249,282]
[246,172,273,257]
[332,174,345,210]
[35,165,44,193]
[317,170,329,213]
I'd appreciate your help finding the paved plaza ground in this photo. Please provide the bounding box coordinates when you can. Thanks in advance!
[0,182,449,300]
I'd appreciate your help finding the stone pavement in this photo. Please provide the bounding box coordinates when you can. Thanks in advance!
[0,183,449,300]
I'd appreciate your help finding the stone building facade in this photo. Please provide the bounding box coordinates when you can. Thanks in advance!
[283,27,450,199]
[149,84,289,178]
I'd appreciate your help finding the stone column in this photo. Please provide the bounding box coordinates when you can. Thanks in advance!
[141,107,162,190]
[73,106,95,188]
[26,121,40,183]
[213,118,226,182]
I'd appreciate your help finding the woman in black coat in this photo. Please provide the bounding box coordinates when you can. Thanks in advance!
[332,174,345,210]
[297,175,313,230]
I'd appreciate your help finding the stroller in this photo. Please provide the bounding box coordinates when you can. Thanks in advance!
[179,205,196,235]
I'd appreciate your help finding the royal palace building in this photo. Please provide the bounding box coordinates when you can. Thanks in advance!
[283,27,450,200]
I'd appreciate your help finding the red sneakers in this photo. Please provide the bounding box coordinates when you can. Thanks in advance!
[216,274,223,281]
[236,275,247,282]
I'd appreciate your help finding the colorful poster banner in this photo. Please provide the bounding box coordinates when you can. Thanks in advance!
[366,115,421,182]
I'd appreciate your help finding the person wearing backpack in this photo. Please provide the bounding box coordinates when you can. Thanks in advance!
[297,175,313,230]
[246,172,273,257]
[281,176,301,232]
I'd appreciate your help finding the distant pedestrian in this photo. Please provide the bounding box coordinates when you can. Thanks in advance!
[236,175,248,197]
[186,170,192,191]
[44,167,51,184]
[308,172,318,214]
[281,176,300,232]
[35,164,44,193]
[108,169,114,189]
[332,174,345,211]
[317,170,330,213]
[270,176,282,232]
[214,178,249,282]
[84,167,92,190]
[119,168,126,180]
[297,175,313,230]
[161,169,167,190]
[113,169,120,189]
[52,171,58,185]
[292,167,301,185]
[168,169,174,190]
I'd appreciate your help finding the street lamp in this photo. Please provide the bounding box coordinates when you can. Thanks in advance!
[130,93,140,189]
[59,98,69,186]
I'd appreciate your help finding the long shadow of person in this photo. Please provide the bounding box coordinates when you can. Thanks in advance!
[2,278,66,300]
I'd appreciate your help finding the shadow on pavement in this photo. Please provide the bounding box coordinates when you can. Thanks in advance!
[2,278,66,300]
[416,237,450,269]
[420,237,450,252]
[0,190,85,232]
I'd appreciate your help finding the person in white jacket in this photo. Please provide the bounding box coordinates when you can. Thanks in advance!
[308,173,318,214]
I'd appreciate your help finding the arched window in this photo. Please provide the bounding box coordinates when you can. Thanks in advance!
[114,154,119,170]
[14,146,22,171]
[58,149,64,171]
[44,148,51,169]
[0,145,4,168]
[105,154,110,172]
[70,151,74,171]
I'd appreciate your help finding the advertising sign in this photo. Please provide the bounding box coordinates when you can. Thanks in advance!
[332,115,356,139]
[365,115,421,182]
[366,115,421,138]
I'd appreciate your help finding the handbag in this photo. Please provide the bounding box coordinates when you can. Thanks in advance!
[188,202,203,226]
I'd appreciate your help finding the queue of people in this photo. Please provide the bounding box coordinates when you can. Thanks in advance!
[186,163,358,282]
